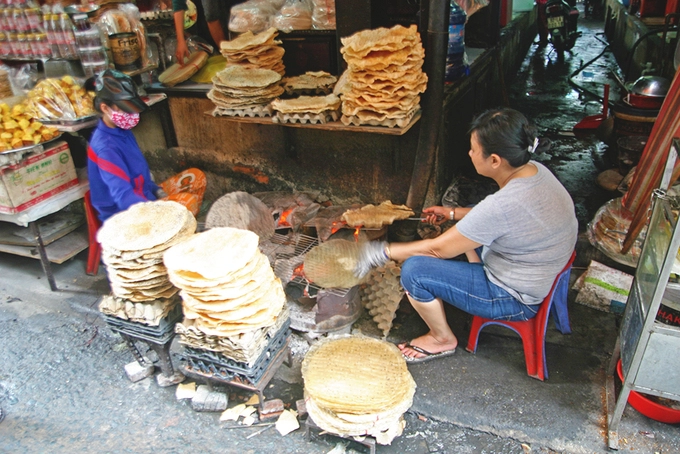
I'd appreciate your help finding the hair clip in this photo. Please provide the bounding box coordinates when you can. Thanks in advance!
[528,137,539,154]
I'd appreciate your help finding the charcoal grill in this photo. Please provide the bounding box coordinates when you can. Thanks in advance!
[102,299,185,387]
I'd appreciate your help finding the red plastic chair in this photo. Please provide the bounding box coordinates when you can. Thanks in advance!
[466,251,576,381]
[83,190,102,275]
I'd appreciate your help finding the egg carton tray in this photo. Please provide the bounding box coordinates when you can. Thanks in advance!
[182,336,290,386]
[273,110,339,125]
[182,317,291,373]
[211,104,273,118]
[102,301,182,342]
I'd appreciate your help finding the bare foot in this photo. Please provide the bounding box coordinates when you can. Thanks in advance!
[398,332,458,360]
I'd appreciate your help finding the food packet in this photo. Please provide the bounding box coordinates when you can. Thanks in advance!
[586,197,645,268]
[26,76,95,121]
[311,0,335,30]
[229,0,280,34]
[271,0,313,32]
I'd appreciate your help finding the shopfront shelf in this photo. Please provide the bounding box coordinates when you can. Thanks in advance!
[203,110,421,136]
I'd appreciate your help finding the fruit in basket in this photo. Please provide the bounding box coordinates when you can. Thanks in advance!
[0,101,59,151]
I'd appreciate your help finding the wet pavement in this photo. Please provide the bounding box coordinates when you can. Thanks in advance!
[2,7,680,454]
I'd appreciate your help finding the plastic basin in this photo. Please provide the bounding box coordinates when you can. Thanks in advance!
[616,359,680,424]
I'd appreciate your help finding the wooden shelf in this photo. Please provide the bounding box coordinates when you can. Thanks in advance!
[204,110,421,136]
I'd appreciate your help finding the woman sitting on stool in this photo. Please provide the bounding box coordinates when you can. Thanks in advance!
[355,108,578,363]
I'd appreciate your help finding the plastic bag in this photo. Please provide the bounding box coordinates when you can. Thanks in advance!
[190,55,227,83]
[228,0,280,34]
[8,63,39,92]
[98,7,151,68]
[458,0,489,17]
[272,0,313,32]
[25,76,95,121]
[311,0,335,30]
[586,197,645,268]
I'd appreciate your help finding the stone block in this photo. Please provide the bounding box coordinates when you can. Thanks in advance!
[191,385,228,412]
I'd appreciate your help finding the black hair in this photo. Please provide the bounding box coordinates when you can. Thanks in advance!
[468,108,544,168]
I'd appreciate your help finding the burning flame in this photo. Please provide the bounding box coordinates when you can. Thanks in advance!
[330,221,342,235]
[354,228,360,242]
[278,208,294,227]
[293,263,305,278]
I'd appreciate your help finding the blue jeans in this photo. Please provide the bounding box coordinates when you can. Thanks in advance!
[400,256,538,321]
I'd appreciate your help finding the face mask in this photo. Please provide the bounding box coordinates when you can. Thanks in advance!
[109,110,140,130]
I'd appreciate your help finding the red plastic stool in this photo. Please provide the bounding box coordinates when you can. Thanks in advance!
[83,190,102,275]
[466,251,576,381]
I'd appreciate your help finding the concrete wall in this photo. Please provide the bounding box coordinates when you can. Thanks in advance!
[604,0,676,81]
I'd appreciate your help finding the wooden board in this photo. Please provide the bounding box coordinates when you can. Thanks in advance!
[0,212,85,247]
[0,225,89,264]
[204,110,421,136]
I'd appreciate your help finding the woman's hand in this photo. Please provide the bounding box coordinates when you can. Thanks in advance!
[175,40,190,65]
[422,206,451,225]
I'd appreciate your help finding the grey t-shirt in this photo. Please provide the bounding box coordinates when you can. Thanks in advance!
[456,162,577,305]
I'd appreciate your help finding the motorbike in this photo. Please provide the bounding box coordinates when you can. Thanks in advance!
[545,0,581,54]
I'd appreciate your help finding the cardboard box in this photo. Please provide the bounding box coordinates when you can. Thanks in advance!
[0,141,78,214]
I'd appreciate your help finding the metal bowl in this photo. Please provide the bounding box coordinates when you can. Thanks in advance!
[630,75,670,98]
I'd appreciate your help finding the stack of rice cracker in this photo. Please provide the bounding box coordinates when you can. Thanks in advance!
[97,201,196,325]
[302,336,416,445]
[208,65,284,117]
[339,24,428,128]
[164,227,288,364]
[219,28,286,75]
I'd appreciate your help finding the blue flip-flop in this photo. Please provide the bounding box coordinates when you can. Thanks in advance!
[402,343,457,364]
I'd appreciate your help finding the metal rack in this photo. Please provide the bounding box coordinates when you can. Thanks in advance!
[606,188,680,449]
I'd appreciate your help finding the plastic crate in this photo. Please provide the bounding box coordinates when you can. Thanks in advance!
[183,337,290,386]
[102,303,182,344]
[183,318,291,373]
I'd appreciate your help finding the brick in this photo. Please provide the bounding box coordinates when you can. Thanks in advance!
[124,359,154,383]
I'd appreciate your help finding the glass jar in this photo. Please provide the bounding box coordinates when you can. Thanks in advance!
[0,32,11,56]
[16,32,27,57]
[24,6,40,32]
[34,31,49,58]
[25,31,35,58]
[7,31,19,57]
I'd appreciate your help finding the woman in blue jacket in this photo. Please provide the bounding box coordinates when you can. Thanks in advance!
[87,70,205,222]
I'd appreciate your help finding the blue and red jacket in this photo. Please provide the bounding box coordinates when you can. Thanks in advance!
[87,119,160,222]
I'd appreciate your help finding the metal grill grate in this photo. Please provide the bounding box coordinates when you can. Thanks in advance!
[269,233,350,297]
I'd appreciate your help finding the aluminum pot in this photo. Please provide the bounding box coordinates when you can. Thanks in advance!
[630,75,670,97]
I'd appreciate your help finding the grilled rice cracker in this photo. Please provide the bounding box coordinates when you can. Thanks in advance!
[271,94,341,114]
[168,253,270,289]
[282,71,337,91]
[341,201,414,229]
[219,27,278,53]
[344,45,425,72]
[97,201,195,252]
[224,46,285,65]
[302,335,416,414]
[214,65,282,88]
[164,227,260,281]
[340,24,419,56]
[342,96,420,116]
